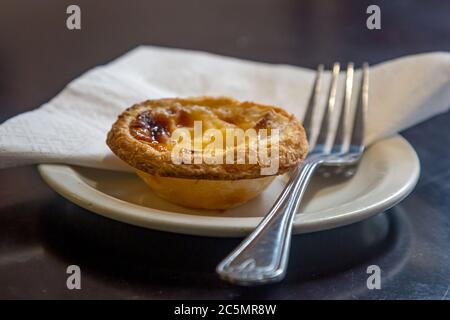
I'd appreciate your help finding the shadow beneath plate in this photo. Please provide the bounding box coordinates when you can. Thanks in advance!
[37,197,411,299]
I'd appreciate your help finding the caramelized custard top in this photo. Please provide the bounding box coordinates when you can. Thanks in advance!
[129,110,171,151]
[129,102,285,151]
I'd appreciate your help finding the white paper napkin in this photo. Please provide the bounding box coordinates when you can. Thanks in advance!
[0,46,449,172]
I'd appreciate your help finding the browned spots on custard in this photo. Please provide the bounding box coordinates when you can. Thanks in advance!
[129,111,170,151]
[253,117,268,130]
[177,108,194,127]
[253,111,275,130]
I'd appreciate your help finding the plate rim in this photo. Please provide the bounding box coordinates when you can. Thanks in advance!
[38,135,420,237]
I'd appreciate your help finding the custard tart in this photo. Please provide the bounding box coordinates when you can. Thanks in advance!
[106,97,308,209]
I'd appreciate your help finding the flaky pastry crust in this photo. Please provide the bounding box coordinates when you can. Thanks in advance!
[106,97,308,180]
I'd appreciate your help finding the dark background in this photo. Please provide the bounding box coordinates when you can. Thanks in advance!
[0,0,449,299]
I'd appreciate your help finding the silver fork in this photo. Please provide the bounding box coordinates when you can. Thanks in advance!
[216,62,369,285]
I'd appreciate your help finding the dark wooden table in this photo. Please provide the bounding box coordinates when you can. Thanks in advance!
[1,0,449,299]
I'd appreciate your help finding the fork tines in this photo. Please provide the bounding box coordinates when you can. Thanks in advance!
[303,62,369,155]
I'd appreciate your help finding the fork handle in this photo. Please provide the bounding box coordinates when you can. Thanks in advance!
[216,160,320,285]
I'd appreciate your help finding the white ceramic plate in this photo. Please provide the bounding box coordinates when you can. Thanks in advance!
[38,135,420,237]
